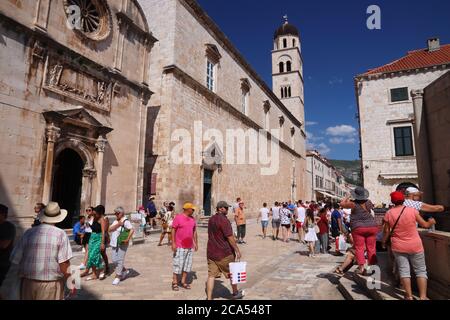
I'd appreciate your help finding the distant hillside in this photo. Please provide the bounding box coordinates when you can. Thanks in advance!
[329,159,362,185]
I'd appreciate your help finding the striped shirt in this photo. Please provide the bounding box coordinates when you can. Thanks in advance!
[10,224,72,281]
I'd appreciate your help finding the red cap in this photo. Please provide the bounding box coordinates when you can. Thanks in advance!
[390,191,405,204]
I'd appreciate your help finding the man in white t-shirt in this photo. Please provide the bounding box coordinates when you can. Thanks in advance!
[270,202,281,241]
[296,201,306,244]
[257,203,270,239]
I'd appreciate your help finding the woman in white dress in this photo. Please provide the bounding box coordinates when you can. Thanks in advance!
[304,208,320,257]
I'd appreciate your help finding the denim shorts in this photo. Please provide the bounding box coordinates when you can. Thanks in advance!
[261,220,269,228]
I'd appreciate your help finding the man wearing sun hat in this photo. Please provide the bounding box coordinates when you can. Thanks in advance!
[10,202,74,300]
[170,202,198,291]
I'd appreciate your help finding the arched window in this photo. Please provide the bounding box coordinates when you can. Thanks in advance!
[284,87,288,98]
[293,39,296,47]
[286,61,292,72]
[279,62,284,73]
[283,38,287,48]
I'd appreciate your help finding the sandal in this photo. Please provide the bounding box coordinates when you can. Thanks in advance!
[86,276,97,281]
[181,283,191,290]
[99,272,106,280]
[172,282,179,291]
[334,267,344,275]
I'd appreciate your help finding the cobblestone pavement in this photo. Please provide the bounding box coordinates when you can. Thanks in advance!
[4,219,345,300]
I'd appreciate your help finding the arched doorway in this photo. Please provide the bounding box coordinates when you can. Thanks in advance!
[52,148,84,229]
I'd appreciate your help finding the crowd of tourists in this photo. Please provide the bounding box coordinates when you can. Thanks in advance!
[0,182,446,301]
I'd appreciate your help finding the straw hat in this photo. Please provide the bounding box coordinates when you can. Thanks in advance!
[39,202,68,224]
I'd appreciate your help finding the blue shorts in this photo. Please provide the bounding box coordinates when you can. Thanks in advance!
[261,221,269,228]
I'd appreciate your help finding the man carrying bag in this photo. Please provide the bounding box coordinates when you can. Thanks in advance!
[206,201,245,300]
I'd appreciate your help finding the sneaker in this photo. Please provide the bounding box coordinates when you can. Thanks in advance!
[79,264,86,270]
[112,278,120,285]
[122,270,130,280]
[232,290,245,300]
[241,240,246,244]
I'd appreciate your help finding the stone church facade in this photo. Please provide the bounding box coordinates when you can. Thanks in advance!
[0,0,307,229]
[141,0,307,217]
[0,0,156,229]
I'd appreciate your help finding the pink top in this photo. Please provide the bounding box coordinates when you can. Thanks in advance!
[384,206,424,254]
[172,213,196,249]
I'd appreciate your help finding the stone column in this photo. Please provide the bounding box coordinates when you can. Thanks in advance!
[81,167,96,212]
[42,123,60,204]
[411,89,434,203]
[95,136,107,205]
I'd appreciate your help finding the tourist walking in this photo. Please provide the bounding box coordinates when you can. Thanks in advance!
[109,207,134,286]
[10,202,73,300]
[81,205,107,281]
[98,205,110,278]
[158,205,175,246]
[146,196,158,230]
[234,201,246,244]
[341,187,378,275]
[0,204,16,298]
[287,201,296,233]
[270,202,281,241]
[257,203,270,239]
[171,203,198,291]
[296,201,306,243]
[317,207,329,254]
[206,201,244,300]
[279,203,292,242]
[80,207,94,270]
[382,191,436,300]
[304,209,319,257]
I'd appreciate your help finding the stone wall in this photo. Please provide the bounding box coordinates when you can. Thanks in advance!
[421,71,450,207]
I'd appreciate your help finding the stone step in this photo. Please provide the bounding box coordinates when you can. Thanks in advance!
[338,273,371,300]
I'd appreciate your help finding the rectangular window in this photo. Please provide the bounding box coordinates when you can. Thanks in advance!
[206,60,215,91]
[394,126,414,156]
[390,87,409,102]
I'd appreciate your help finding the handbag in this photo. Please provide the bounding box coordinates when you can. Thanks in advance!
[385,206,406,246]
[117,219,130,245]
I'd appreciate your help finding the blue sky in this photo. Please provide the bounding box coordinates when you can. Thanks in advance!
[197,0,450,160]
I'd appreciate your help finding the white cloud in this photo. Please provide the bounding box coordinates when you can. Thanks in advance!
[307,142,331,155]
[329,137,357,145]
[326,125,357,137]
[306,121,318,126]
[306,131,323,142]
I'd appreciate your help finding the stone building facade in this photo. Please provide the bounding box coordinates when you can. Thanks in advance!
[355,39,450,205]
[305,150,350,202]
[0,0,155,229]
[140,0,307,217]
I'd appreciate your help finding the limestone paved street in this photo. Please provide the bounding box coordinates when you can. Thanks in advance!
[68,219,344,300]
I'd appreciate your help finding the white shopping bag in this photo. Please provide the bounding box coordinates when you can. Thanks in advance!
[338,235,347,253]
[229,261,247,284]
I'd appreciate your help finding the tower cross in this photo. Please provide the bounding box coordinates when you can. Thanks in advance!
[283,14,288,23]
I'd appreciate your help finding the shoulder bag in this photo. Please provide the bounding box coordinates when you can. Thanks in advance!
[385,206,406,246]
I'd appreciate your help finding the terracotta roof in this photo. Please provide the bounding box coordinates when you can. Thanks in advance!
[360,44,450,76]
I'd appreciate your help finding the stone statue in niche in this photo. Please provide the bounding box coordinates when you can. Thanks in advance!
[48,64,63,86]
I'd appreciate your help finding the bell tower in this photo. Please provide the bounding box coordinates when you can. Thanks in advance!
[272,15,304,123]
